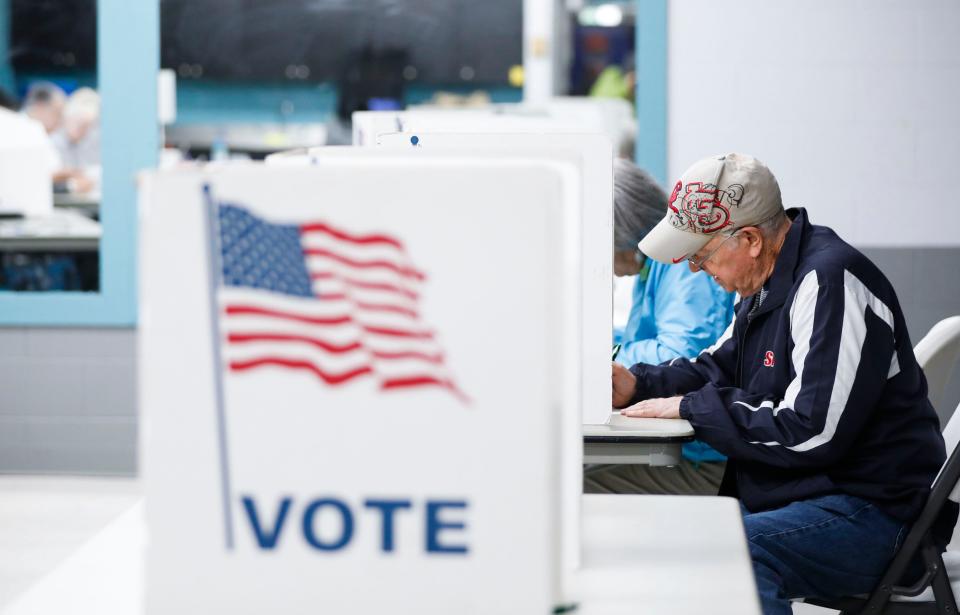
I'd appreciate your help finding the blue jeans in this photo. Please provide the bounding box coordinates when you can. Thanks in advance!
[742,494,907,615]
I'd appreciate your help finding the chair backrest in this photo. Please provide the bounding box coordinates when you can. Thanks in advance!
[939,401,960,505]
[916,316,960,415]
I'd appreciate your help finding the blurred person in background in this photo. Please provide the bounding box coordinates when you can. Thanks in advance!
[21,81,66,135]
[51,87,101,194]
[2,88,60,181]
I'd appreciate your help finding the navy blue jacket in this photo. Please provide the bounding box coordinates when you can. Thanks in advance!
[628,208,946,524]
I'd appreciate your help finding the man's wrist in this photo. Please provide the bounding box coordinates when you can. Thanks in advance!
[678,394,693,420]
[627,364,645,406]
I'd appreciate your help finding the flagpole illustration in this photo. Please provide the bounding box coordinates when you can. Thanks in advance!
[203,183,236,550]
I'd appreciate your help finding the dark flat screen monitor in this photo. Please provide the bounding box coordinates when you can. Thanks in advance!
[159,0,521,85]
[10,0,97,72]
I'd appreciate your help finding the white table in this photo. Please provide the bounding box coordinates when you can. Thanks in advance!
[53,192,100,217]
[164,123,328,154]
[0,210,101,252]
[571,494,762,614]
[583,413,695,465]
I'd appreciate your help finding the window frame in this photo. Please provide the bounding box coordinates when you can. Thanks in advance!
[0,0,158,326]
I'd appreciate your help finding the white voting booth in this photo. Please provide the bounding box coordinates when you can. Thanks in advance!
[139,154,583,612]
[270,141,602,579]
[352,97,634,154]
[358,133,622,535]
[353,110,590,147]
[370,133,612,429]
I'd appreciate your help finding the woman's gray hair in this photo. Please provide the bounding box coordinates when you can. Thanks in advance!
[613,158,667,251]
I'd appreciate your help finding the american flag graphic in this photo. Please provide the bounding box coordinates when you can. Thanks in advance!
[214,201,467,402]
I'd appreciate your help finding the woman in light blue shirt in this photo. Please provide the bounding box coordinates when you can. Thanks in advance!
[586,159,734,494]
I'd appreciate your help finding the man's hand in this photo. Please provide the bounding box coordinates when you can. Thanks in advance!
[612,362,637,408]
[620,396,683,419]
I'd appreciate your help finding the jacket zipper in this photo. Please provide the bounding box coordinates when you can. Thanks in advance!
[737,312,753,387]
[733,301,756,500]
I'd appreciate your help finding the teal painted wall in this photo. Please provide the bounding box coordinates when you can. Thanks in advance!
[635,0,667,185]
[0,0,14,95]
[173,81,521,125]
[0,0,157,326]
[174,81,338,124]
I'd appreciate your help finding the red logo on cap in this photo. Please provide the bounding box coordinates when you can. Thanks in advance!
[668,180,683,215]
[684,183,730,233]
[668,181,745,235]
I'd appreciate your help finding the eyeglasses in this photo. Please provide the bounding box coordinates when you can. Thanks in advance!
[687,229,740,271]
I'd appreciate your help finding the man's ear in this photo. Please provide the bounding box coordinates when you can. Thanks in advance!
[742,227,764,258]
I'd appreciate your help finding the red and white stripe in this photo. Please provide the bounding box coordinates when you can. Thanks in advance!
[220,220,465,400]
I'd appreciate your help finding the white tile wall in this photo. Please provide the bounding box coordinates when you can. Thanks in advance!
[861,247,960,422]
[667,0,960,247]
[0,328,136,475]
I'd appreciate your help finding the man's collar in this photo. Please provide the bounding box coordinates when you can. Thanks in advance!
[751,207,808,316]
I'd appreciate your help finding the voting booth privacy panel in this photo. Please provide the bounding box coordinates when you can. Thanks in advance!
[353,110,591,147]
[353,134,613,577]
[296,133,613,426]
[369,133,613,427]
[270,143,591,584]
[351,98,634,152]
[139,157,580,613]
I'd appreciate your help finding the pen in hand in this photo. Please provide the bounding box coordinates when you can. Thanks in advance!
[611,343,622,361]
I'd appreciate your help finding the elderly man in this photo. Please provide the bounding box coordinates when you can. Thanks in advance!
[611,153,954,614]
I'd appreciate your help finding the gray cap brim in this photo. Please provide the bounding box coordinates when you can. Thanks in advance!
[638,216,713,265]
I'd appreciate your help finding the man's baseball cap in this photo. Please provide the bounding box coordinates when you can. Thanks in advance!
[638,153,783,264]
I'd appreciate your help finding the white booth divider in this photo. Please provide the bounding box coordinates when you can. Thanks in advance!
[139,155,582,613]
[354,111,587,147]
[279,135,611,584]
[266,144,588,584]
[371,132,614,429]
[352,97,634,153]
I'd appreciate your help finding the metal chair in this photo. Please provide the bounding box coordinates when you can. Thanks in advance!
[806,400,960,614]
[915,316,960,418]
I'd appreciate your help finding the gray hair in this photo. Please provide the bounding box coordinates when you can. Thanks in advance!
[22,81,65,110]
[755,208,790,240]
[613,158,667,251]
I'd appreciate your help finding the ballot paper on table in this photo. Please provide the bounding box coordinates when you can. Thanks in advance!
[604,412,695,435]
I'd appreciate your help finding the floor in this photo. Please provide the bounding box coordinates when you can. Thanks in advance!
[0,476,140,610]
